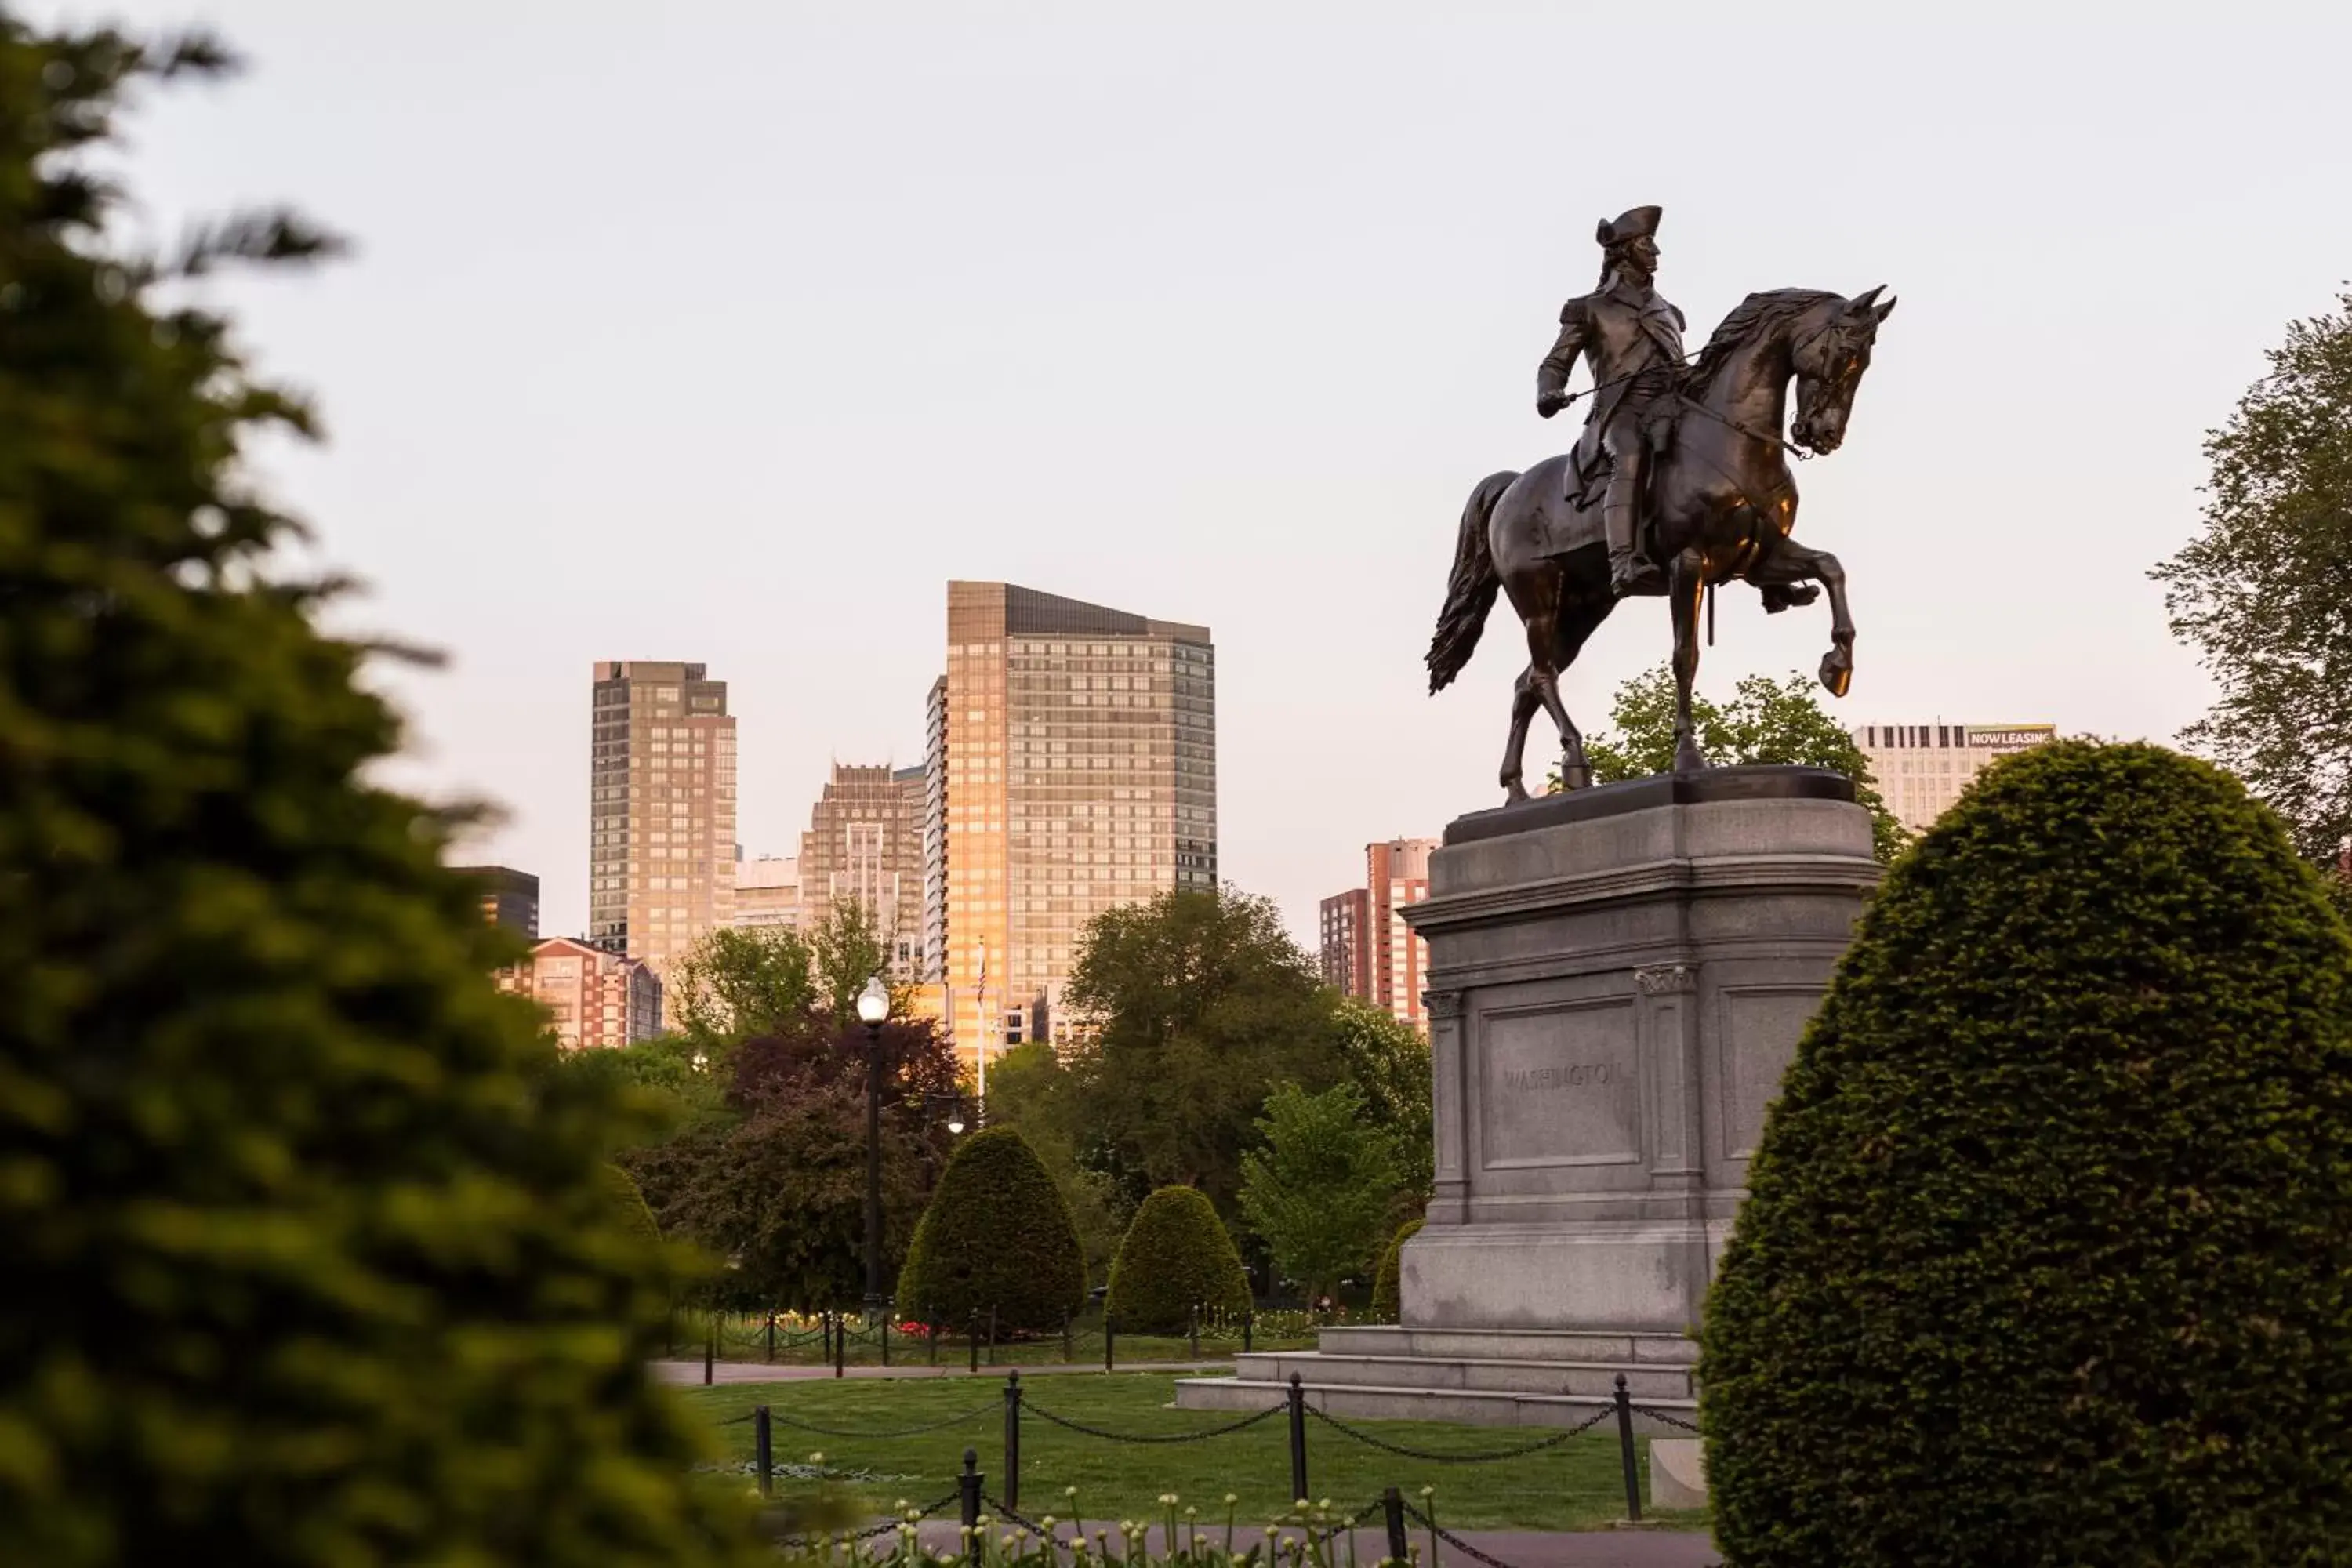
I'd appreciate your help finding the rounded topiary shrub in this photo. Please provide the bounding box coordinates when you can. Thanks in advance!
[1104,1186,1252,1334]
[895,1127,1085,1333]
[1370,1217,1423,1323]
[1700,742,2352,1567]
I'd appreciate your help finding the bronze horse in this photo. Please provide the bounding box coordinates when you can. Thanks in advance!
[1427,286,1896,800]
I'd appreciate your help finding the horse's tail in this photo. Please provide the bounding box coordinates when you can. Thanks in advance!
[1426,470,1517,694]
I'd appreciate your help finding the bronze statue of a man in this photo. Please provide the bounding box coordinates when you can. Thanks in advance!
[1535,204,1687,597]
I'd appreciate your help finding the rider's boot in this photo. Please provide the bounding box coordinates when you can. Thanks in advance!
[1602,474,1664,597]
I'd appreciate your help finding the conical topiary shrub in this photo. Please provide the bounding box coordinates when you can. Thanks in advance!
[0,20,757,1567]
[1370,1217,1422,1323]
[895,1127,1085,1333]
[1701,742,2352,1567]
[1104,1185,1252,1334]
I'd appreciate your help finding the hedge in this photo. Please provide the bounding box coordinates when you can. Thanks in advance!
[895,1127,1086,1333]
[1700,741,2352,1567]
[1370,1218,1423,1323]
[1104,1186,1252,1334]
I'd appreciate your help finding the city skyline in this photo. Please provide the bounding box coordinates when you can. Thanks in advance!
[154,9,2351,945]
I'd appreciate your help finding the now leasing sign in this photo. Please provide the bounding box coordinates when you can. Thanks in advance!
[1965,724,2056,752]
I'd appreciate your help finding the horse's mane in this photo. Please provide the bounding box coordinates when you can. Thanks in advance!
[1678,289,1842,396]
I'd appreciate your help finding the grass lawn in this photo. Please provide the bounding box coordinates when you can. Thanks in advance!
[674,1372,1708,1534]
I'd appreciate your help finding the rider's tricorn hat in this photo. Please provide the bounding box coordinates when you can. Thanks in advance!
[1595,205,1663,248]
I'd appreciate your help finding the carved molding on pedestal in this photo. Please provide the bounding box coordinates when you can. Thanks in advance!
[1635,964,1697,996]
[1423,989,1466,1021]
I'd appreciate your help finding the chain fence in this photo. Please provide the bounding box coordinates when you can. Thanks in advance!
[1402,1499,1530,1568]
[1305,1403,1610,1463]
[1021,1399,1287,1445]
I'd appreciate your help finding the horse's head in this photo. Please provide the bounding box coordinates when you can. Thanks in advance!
[1789,286,1896,455]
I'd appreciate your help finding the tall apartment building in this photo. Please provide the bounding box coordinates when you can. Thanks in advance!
[587,660,737,975]
[921,677,949,982]
[499,936,662,1050]
[456,865,539,938]
[797,762,927,981]
[935,581,1217,1071]
[728,854,801,931]
[1318,887,1370,995]
[1319,838,1436,1030]
[1853,721,2057,833]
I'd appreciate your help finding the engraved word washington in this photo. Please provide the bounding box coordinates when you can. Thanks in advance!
[1504,1063,1615,1091]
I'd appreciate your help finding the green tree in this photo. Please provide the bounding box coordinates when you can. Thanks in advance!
[1061,886,1344,1216]
[1562,665,1907,862]
[627,1016,962,1312]
[1701,742,2352,1566]
[0,20,756,1564]
[809,901,891,1020]
[2153,289,2352,877]
[1331,998,1433,1201]
[982,1040,1133,1286]
[668,924,817,1054]
[1370,1218,1424,1323]
[1237,1083,1401,1302]
[1104,1186,1253,1334]
[895,1127,1087,1332]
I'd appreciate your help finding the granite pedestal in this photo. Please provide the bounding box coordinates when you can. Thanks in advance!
[1176,766,1877,1427]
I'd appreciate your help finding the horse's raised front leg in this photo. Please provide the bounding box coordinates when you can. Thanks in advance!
[1749,540,1855,698]
[1499,667,1541,803]
[1668,549,1708,772]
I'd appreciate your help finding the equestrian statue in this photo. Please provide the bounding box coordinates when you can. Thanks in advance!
[1425,204,1896,802]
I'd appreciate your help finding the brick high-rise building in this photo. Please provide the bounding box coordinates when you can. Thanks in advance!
[456,865,539,938]
[587,660,737,975]
[935,582,1217,1072]
[797,763,927,982]
[1319,837,1436,1030]
[500,936,662,1051]
[1852,721,2056,833]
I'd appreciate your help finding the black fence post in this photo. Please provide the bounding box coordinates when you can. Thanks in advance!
[1002,1370,1023,1513]
[928,1311,939,1367]
[1103,1312,1115,1373]
[1382,1486,1408,1566]
[764,1312,776,1363]
[702,1316,715,1386]
[821,1310,833,1365]
[1189,1303,1200,1359]
[987,1305,998,1367]
[1243,1308,1254,1356]
[1613,1373,1642,1523]
[960,1447,983,1567]
[880,1301,892,1368]
[968,1311,980,1375]
[1287,1372,1308,1504]
[753,1405,773,1497]
[1062,1310,1073,1364]
[833,1311,847,1380]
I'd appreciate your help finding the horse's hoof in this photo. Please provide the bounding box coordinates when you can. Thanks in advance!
[1819,649,1853,698]
[1561,764,1592,792]
[1674,742,1710,774]
[1502,779,1530,805]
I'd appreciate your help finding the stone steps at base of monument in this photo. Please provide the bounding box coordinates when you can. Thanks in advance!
[1171,1374,1697,1436]
[1233,1351,1693,1401]
[1314,1325,1699,1367]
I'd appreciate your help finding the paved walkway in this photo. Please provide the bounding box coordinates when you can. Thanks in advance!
[655,1357,1234,1385]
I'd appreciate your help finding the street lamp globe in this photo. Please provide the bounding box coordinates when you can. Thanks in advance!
[946,1108,966,1135]
[855,975,890,1028]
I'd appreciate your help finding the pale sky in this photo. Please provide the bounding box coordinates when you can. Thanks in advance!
[71,1,2352,942]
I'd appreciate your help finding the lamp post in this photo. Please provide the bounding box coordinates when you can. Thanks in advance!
[855,975,891,1321]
